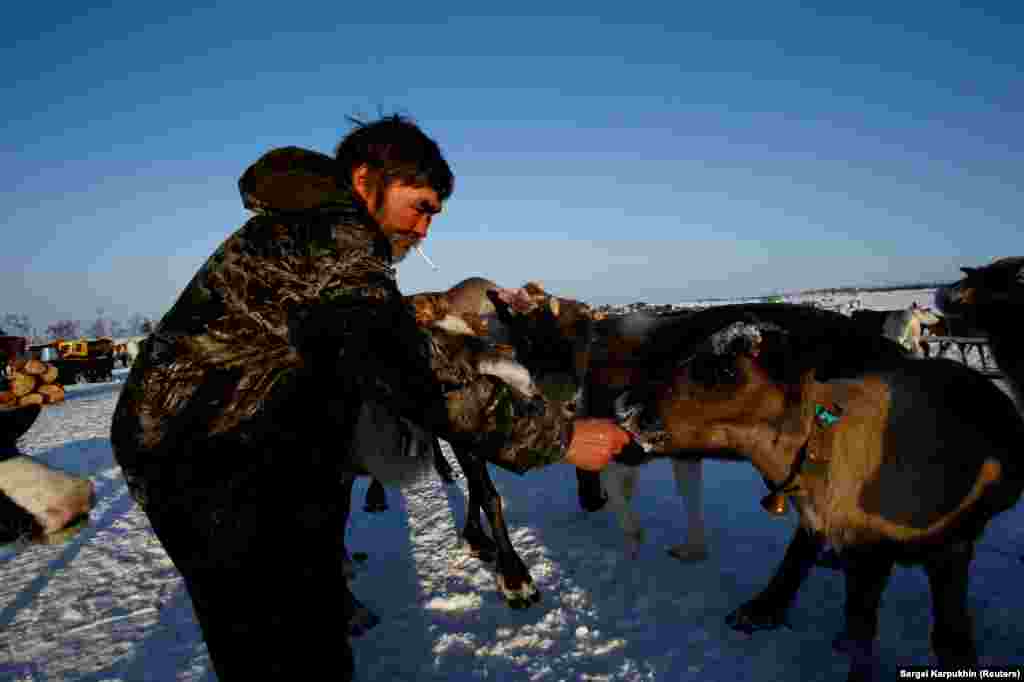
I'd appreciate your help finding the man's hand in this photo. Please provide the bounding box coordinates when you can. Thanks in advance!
[564,418,632,472]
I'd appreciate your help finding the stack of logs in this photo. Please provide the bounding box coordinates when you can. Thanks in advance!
[0,359,66,407]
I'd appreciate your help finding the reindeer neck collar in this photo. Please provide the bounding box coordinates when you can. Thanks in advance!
[761,402,842,516]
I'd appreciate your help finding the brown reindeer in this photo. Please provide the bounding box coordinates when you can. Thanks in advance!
[608,303,1022,681]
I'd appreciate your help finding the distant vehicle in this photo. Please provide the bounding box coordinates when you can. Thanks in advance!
[46,337,115,385]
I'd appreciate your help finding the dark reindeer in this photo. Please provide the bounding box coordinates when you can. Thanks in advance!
[579,309,715,561]
[937,257,1024,410]
[938,256,1024,564]
[609,302,1023,681]
[341,277,595,611]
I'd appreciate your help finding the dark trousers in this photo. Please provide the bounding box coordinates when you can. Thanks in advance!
[138,453,354,681]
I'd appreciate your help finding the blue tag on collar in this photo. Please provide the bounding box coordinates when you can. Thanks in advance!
[814,404,842,427]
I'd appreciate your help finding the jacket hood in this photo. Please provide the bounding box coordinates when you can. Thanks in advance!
[239,146,355,213]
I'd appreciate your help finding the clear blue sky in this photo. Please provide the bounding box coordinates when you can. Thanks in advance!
[2,1,1021,332]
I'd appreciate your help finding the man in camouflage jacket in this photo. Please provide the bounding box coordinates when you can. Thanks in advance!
[110,117,628,680]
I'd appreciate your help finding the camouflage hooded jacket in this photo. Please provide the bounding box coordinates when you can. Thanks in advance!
[110,147,568,508]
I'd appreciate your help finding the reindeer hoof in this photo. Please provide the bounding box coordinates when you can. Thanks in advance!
[666,544,709,563]
[725,599,790,634]
[496,574,541,609]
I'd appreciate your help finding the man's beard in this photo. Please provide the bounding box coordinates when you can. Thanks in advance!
[389,234,420,263]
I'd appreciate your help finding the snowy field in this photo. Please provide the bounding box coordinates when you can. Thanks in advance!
[2,289,1022,681]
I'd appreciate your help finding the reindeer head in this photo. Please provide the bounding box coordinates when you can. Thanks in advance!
[937,257,1024,326]
[403,290,552,440]
[485,281,596,407]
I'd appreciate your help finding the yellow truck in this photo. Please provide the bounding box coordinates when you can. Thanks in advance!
[51,337,115,385]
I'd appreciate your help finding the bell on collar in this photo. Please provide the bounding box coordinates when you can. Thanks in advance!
[760,492,788,516]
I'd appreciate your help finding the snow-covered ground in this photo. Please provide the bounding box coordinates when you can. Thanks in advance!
[2,290,1022,681]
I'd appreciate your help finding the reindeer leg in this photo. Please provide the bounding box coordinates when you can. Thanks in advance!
[667,458,709,563]
[576,467,608,512]
[602,461,644,559]
[453,448,539,608]
[451,445,497,563]
[726,525,822,633]
[833,547,895,682]
[339,472,358,579]
[432,437,456,484]
[924,540,978,668]
[363,478,389,513]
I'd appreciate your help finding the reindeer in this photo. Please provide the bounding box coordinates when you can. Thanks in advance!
[937,256,1024,409]
[610,302,1023,680]
[341,277,595,612]
[851,303,941,357]
[580,308,714,561]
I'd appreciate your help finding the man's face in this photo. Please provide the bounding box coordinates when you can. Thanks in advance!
[365,179,442,263]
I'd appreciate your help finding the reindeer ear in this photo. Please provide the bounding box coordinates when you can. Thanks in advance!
[523,281,545,296]
[488,287,536,315]
[548,296,560,317]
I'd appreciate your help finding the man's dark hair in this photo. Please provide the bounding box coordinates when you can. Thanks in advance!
[335,114,454,202]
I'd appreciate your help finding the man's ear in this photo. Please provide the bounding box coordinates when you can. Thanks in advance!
[351,164,377,207]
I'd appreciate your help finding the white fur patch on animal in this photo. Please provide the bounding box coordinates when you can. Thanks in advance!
[476,356,538,398]
[433,315,478,337]
[706,321,783,355]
